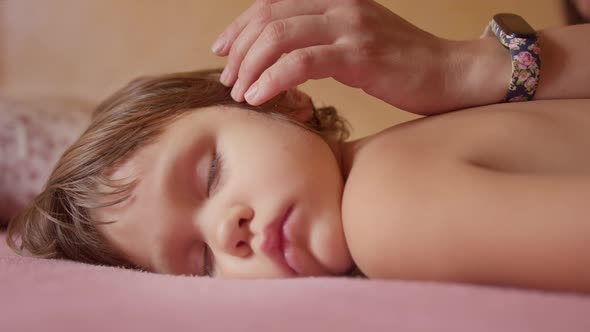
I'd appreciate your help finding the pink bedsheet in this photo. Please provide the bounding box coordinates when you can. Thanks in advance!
[2,231,590,332]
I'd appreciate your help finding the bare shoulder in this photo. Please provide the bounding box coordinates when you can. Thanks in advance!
[342,99,590,291]
[341,119,461,281]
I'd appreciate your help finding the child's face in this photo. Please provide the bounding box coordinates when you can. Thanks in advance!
[96,102,354,278]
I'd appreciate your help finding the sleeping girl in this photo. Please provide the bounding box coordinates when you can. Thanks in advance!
[7,0,590,292]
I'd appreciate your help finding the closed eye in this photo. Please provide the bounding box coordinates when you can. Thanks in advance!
[207,150,223,197]
[203,149,223,276]
[203,244,213,277]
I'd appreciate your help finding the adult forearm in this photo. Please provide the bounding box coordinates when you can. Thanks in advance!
[213,0,589,115]
[445,23,590,112]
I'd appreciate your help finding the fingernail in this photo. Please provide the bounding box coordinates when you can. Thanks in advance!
[220,67,230,86]
[231,79,242,101]
[211,38,226,54]
[244,83,259,103]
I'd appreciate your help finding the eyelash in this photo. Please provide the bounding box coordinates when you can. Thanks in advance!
[206,150,223,197]
[202,150,223,276]
[203,244,213,277]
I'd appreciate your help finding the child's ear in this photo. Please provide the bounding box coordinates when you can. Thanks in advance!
[283,88,315,123]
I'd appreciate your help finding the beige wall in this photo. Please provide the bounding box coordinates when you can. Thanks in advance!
[0,0,564,138]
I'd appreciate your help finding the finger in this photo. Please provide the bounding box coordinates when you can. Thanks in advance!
[211,0,283,55]
[214,0,337,56]
[231,15,337,102]
[243,44,346,106]
[220,0,332,87]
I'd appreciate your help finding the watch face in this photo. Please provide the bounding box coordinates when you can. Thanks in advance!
[493,13,536,37]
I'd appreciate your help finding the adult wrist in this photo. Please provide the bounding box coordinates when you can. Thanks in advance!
[400,37,469,115]
[445,37,512,110]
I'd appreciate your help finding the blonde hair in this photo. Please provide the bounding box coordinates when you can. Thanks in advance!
[6,68,350,270]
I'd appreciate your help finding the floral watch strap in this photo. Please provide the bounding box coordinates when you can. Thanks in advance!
[488,19,541,102]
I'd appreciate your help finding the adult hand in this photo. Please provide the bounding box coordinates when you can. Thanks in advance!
[211,0,455,115]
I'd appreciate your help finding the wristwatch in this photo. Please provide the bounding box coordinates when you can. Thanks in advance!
[482,13,541,102]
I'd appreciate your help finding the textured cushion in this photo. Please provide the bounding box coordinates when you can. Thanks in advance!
[0,97,91,225]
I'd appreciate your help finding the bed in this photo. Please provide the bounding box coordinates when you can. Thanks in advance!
[3,228,590,331]
[2,1,589,331]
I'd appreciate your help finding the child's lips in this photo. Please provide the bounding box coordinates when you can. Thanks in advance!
[261,205,297,276]
[280,206,301,275]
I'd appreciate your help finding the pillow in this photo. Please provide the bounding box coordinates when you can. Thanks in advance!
[0,97,92,226]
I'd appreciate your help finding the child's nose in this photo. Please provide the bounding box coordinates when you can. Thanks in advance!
[212,204,254,258]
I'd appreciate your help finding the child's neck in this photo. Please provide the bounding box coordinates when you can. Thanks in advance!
[328,136,371,182]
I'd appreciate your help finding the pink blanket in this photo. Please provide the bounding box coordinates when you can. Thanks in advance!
[2,232,590,331]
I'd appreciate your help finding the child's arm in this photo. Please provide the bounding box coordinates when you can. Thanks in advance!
[344,144,590,292]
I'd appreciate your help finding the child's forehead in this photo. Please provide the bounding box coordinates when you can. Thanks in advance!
[105,138,159,181]
[93,148,152,240]
[107,154,141,181]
